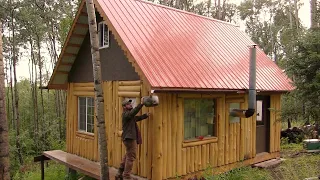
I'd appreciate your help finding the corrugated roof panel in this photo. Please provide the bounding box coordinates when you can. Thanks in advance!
[96,0,293,91]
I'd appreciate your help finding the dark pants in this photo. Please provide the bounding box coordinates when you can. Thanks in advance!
[120,139,137,178]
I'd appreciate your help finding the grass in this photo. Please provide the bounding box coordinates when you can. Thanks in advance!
[201,141,319,180]
[14,142,319,180]
[13,161,67,180]
[12,160,95,180]
[204,166,273,180]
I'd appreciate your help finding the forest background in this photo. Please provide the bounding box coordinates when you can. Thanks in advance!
[0,0,319,179]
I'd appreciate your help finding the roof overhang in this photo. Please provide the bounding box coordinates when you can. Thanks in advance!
[47,0,88,90]
[150,87,292,94]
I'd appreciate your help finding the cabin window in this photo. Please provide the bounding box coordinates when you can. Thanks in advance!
[78,97,95,133]
[184,98,217,140]
[98,21,109,48]
[256,100,263,125]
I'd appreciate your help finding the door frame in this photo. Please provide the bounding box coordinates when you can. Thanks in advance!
[256,95,271,153]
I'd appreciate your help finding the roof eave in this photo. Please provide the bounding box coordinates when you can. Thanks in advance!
[47,0,87,89]
[151,87,293,94]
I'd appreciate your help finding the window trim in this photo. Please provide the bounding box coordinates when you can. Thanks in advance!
[183,137,218,148]
[77,96,95,134]
[98,21,109,49]
[182,96,219,146]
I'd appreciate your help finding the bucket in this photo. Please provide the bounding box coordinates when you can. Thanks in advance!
[142,95,159,107]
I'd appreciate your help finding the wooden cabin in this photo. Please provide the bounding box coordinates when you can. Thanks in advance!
[47,0,293,179]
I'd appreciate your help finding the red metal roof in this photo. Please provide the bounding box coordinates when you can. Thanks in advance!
[96,0,293,91]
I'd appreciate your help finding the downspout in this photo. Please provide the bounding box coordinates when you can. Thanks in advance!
[230,45,257,118]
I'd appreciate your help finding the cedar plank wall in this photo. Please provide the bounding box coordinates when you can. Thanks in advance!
[66,84,282,179]
[150,92,282,180]
[66,81,153,178]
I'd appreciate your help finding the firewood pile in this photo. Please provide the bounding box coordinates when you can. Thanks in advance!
[281,124,319,143]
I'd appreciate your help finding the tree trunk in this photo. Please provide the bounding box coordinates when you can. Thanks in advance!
[29,39,38,152]
[217,0,221,19]
[294,0,299,29]
[175,0,182,9]
[12,10,23,164]
[85,0,109,179]
[310,0,318,28]
[9,53,14,130]
[287,119,291,129]
[0,21,10,180]
[32,42,39,152]
[37,33,46,150]
[4,55,11,129]
[207,0,211,17]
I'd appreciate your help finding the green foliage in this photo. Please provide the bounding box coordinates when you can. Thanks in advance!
[281,93,303,124]
[280,139,303,151]
[6,79,66,177]
[285,29,320,123]
[237,0,305,64]
[13,162,67,180]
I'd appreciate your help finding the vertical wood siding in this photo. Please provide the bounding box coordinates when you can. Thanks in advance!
[66,83,282,179]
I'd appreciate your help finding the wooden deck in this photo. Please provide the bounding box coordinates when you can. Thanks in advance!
[40,150,147,180]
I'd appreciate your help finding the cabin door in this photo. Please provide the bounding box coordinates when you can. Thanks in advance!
[256,95,270,154]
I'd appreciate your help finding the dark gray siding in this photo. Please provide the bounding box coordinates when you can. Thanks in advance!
[68,15,140,82]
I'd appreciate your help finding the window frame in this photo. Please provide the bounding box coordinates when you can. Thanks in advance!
[98,21,109,49]
[78,96,95,134]
[181,95,220,147]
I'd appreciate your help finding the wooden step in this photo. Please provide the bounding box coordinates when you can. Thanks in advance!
[252,158,282,169]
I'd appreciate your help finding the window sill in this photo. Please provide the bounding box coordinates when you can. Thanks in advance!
[99,45,109,49]
[76,131,95,140]
[182,137,218,148]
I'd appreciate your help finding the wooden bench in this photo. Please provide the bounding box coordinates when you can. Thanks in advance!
[34,150,147,180]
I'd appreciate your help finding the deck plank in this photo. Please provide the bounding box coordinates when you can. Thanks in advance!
[43,150,147,180]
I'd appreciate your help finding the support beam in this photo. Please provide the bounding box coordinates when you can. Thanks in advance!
[72,33,86,38]
[67,43,81,48]
[64,53,77,57]
[75,23,89,28]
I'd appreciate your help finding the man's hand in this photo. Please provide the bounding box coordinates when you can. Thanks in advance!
[141,97,144,105]
[146,112,151,117]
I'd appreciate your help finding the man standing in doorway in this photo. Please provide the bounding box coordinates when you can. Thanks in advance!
[116,98,150,180]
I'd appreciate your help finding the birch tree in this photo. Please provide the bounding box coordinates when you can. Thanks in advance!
[85,0,109,179]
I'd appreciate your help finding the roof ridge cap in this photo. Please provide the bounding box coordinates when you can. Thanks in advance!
[128,0,239,27]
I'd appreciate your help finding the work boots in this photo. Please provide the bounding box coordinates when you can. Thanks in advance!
[115,168,124,179]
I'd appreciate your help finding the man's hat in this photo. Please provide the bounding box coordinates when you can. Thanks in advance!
[122,99,132,106]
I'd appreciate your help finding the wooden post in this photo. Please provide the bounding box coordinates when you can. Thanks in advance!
[41,159,45,180]
[194,147,198,171]
[152,94,163,180]
[210,143,214,166]
[171,95,177,176]
[182,148,187,175]
[202,145,206,169]
[191,147,195,172]
[67,168,77,180]
[167,94,172,177]
[225,102,229,164]
[214,143,218,167]
[162,94,167,178]
[218,96,225,166]
[186,148,190,173]
[177,98,183,175]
